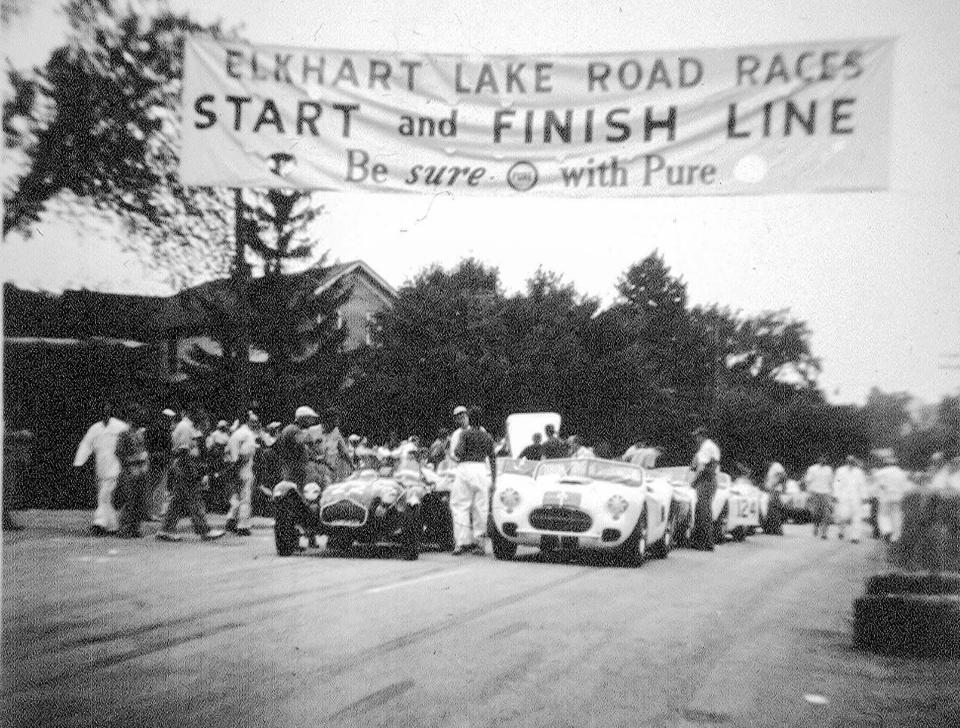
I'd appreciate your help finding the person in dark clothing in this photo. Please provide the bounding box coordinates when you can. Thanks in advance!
[451,407,496,555]
[518,433,544,461]
[144,409,174,520]
[277,406,318,488]
[115,404,151,538]
[156,406,224,542]
[541,425,567,459]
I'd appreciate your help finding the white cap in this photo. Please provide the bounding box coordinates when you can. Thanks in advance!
[295,405,319,420]
[453,405,467,416]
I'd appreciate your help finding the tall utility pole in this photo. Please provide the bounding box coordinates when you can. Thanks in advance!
[232,188,252,417]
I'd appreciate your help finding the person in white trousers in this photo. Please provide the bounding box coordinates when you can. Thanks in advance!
[224,412,261,536]
[73,403,129,535]
[450,407,496,556]
[832,456,867,543]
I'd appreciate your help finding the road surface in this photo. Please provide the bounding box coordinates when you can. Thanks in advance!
[3,511,959,728]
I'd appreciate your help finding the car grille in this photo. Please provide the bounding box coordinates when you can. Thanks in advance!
[529,507,592,533]
[321,499,366,524]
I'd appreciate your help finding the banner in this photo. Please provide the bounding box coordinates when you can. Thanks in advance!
[180,36,893,195]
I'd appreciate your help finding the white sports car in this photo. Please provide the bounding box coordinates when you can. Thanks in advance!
[647,466,762,544]
[490,457,676,566]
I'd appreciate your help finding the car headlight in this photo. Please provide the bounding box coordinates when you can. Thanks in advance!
[499,488,521,511]
[606,494,629,519]
[303,482,321,502]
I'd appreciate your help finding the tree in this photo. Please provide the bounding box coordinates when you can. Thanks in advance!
[3,0,236,285]
[346,259,509,440]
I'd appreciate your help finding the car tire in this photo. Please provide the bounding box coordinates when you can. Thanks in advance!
[274,494,300,557]
[489,517,518,560]
[621,507,648,567]
[731,525,747,542]
[649,510,674,559]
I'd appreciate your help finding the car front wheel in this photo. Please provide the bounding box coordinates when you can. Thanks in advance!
[489,519,518,561]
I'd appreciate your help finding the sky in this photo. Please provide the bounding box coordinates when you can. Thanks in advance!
[2,0,959,405]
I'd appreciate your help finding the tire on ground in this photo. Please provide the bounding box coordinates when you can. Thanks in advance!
[854,592,960,658]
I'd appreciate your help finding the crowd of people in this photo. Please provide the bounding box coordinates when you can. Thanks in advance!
[3,400,960,558]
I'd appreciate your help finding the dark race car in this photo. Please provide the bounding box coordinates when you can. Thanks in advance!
[272,462,453,559]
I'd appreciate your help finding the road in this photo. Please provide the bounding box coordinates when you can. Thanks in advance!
[3,511,959,728]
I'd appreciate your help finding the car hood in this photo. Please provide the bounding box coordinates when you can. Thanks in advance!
[320,474,403,507]
[507,474,645,511]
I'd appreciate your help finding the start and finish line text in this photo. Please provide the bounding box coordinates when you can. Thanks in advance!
[179,37,893,196]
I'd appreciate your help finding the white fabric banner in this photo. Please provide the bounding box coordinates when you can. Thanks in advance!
[180,36,893,195]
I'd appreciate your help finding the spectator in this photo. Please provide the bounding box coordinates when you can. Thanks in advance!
[804,456,835,540]
[73,401,128,536]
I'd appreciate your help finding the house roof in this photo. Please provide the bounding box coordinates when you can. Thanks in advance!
[3,259,398,342]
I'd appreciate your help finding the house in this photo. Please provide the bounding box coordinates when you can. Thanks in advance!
[4,258,397,378]
[169,259,397,376]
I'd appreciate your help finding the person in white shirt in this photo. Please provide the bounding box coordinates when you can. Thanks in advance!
[689,427,721,551]
[73,403,129,535]
[832,456,868,543]
[804,457,835,539]
[872,455,911,542]
[224,412,261,536]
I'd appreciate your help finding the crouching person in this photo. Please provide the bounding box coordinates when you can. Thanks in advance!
[272,479,323,556]
[450,407,495,556]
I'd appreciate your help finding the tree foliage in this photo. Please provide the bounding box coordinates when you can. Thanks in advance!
[343,252,851,475]
[3,0,236,284]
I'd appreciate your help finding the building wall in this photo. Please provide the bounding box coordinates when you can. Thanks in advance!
[336,271,392,350]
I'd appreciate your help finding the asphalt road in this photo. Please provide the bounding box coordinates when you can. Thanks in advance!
[3,512,959,728]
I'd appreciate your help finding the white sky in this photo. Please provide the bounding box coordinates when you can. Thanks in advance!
[2,0,959,405]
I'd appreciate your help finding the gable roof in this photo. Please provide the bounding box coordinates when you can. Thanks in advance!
[3,259,398,342]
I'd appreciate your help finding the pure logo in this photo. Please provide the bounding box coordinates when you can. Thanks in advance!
[507,161,538,191]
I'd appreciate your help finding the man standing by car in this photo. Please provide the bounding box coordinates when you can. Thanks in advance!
[278,406,319,489]
[689,426,720,551]
[541,424,567,459]
[447,406,470,464]
[451,407,496,555]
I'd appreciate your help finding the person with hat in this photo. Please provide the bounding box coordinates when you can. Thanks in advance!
[224,411,261,536]
[804,455,835,540]
[156,405,224,542]
[832,455,868,543]
[689,426,721,551]
[447,406,470,464]
[451,406,496,555]
[144,408,177,521]
[278,407,318,488]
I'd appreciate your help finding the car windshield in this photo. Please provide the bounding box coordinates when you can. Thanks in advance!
[648,466,693,485]
[533,459,644,487]
[496,457,538,476]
